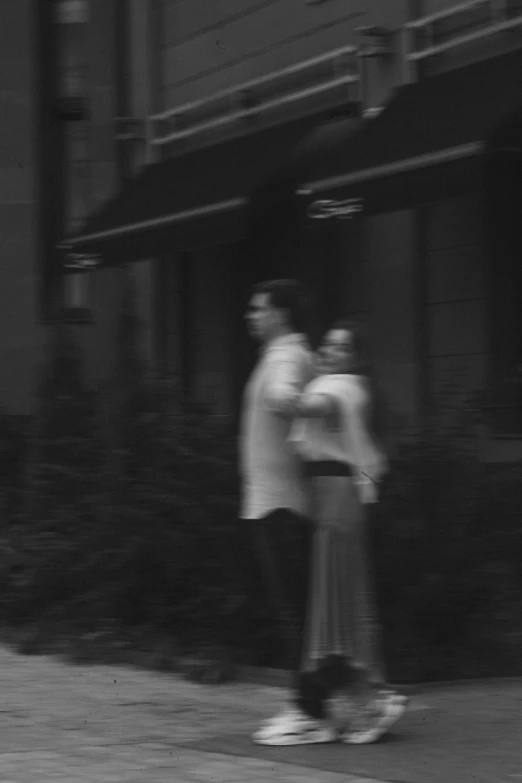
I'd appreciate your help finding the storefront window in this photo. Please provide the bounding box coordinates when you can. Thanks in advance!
[300,218,365,344]
[189,250,232,417]
[485,149,522,435]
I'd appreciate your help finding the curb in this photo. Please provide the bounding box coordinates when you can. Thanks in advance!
[236,665,292,688]
[234,666,522,695]
[235,666,418,693]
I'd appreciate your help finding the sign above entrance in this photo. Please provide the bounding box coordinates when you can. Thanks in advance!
[307,198,364,220]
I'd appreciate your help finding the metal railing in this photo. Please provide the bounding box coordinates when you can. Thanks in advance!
[402,0,522,81]
[147,45,360,148]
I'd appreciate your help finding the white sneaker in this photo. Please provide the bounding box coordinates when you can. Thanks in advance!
[252,707,337,746]
[342,691,408,745]
[257,706,292,729]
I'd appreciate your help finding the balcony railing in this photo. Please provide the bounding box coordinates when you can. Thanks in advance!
[402,0,522,81]
[136,1,522,157]
[147,45,361,150]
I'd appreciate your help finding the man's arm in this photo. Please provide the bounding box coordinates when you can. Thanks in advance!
[264,348,312,417]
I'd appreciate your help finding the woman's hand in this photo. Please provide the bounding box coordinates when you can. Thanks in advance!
[357,471,380,503]
[296,392,334,419]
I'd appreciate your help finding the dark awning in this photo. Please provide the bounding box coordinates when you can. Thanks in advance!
[65,114,329,261]
[295,48,522,213]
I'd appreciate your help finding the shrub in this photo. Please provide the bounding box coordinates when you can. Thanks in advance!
[1,328,522,682]
[0,274,263,667]
[372,385,522,682]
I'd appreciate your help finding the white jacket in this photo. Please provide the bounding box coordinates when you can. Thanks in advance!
[290,374,388,503]
[240,334,315,520]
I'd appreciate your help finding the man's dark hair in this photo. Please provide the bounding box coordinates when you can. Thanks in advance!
[252,278,310,334]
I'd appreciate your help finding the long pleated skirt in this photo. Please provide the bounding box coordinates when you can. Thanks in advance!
[301,474,386,686]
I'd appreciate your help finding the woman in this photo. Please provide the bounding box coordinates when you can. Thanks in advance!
[255,319,406,746]
[297,318,406,743]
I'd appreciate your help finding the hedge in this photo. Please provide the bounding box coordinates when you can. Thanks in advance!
[0,278,521,683]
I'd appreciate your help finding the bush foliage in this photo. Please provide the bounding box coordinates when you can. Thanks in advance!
[0,285,521,682]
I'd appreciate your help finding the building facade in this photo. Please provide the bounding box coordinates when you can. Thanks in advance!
[0,1,44,415]
[3,0,522,460]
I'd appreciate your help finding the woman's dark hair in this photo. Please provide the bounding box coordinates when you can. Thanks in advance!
[252,278,311,335]
[330,317,389,450]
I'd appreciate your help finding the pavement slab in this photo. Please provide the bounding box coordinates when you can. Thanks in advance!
[0,647,517,782]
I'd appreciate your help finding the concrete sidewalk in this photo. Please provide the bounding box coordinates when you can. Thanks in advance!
[0,647,518,782]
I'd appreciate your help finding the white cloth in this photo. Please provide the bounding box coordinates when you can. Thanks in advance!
[239,334,315,520]
[290,374,387,503]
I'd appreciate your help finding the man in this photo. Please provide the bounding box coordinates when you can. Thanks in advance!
[240,279,337,746]
[241,278,313,526]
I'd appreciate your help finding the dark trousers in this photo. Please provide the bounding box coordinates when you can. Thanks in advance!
[248,510,312,670]
[246,510,356,720]
[295,656,355,719]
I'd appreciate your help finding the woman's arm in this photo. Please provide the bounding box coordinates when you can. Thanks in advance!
[297,392,337,420]
[346,393,387,502]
